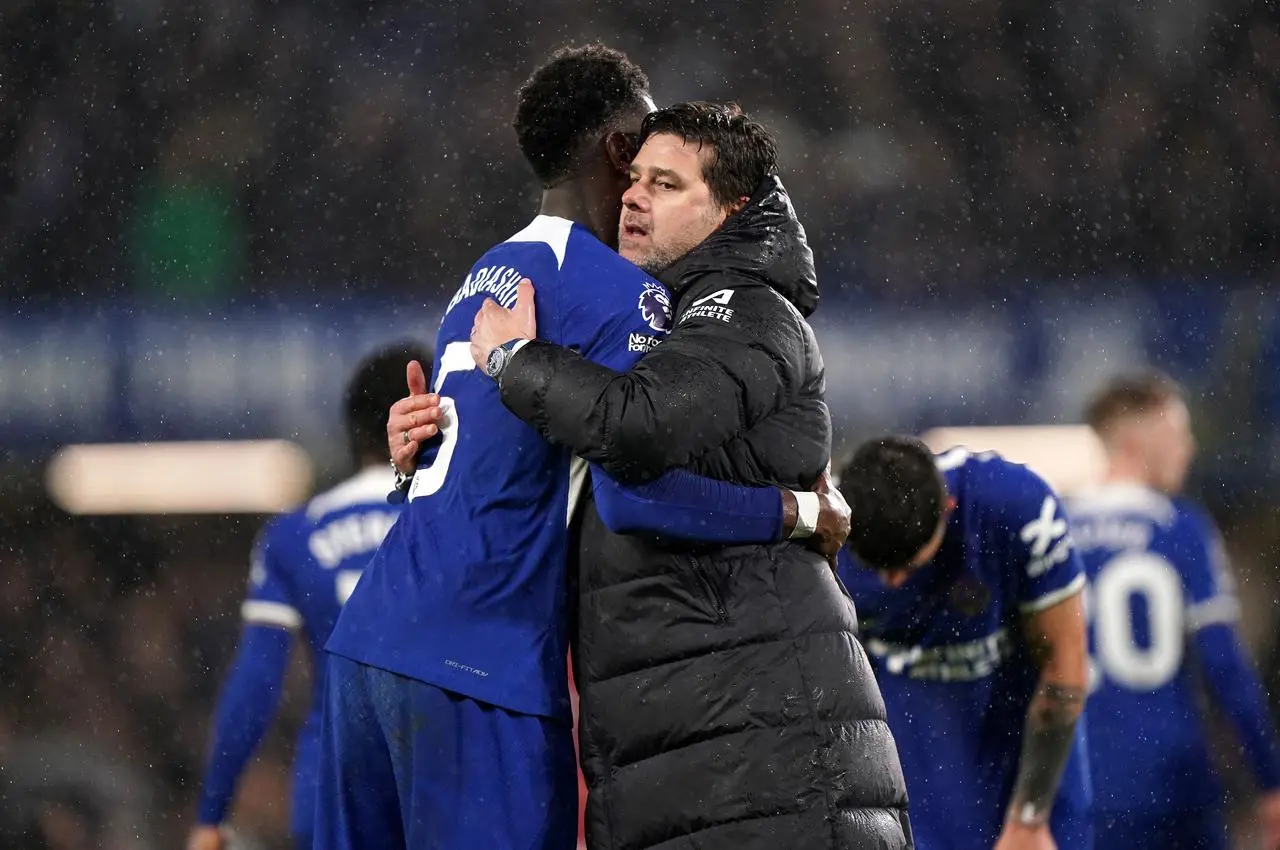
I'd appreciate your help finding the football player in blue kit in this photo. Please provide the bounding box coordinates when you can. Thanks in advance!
[837,436,1092,850]
[188,341,430,850]
[1069,373,1280,850]
[321,46,682,850]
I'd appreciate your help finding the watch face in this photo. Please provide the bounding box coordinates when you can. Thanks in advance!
[485,346,505,378]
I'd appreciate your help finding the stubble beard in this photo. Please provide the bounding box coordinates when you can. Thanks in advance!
[636,252,674,275]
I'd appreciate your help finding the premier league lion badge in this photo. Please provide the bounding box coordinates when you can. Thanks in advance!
[639,282,672,333]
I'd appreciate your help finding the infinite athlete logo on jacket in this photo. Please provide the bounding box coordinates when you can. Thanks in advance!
[639,282,672,332]
[680,288,736,324]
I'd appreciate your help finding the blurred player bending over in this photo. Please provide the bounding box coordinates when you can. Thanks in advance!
[1069,373,1280,850]
[187,341,430,850]
[838,437,1093,850]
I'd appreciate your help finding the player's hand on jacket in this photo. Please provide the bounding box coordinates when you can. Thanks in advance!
[469,278,537,370]
[993,821,1056,850]
[186,825,227,850]
[387,359,441,476]
[1258,789,1280,849]
[808,466,851,566]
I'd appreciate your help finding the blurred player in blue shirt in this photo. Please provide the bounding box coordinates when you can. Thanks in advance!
[838,437,1092,850]
[319,45,672,850]
[1069,373,1280,850]
[187,341,431,850]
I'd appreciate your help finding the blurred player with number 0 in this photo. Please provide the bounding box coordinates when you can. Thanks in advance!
[1070,373,1280,850]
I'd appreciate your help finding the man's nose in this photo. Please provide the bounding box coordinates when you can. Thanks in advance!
[622,182,647,210]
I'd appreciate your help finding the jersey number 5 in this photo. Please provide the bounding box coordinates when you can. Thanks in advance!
[408,342,474,501]
[336,569,361,605]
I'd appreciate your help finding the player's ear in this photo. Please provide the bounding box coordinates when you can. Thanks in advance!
[604,131,636,174]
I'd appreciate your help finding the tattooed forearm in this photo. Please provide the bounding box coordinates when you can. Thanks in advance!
[1007,682,1085,826]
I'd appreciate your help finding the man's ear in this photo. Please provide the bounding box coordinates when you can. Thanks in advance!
[604,131,636,174]
[727,195,750,215]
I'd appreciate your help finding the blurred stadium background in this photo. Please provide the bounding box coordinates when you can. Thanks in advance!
[3,1,1280,848]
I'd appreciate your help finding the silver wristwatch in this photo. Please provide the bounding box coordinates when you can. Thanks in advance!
[484,338,528,380]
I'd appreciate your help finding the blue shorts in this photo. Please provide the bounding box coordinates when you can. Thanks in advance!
[314,655,578,850]
[1094,808,1228,850]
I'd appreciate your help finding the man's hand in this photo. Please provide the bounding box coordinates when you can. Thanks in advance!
[1258,789,1280,849]
[781,467,850,566]
[993,820,1056,850]
[187,825,227,850]
[387,359,441,476]
[469,278,537,371]
[809,467,851,564]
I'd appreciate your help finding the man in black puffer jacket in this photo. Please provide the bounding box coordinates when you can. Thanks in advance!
[471,103,912,850]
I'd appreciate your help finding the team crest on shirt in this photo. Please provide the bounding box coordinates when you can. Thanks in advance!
[638,282,672,333]
[947,575,992,617]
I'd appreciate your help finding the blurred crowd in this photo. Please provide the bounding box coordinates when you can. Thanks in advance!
[0,505,304,850]
[2,0,1278,305]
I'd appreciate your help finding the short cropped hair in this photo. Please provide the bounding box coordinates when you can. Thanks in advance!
[1084,372,1184,438]
[838,435,946,572]
[344,340,434,464]
[638,101,779,207]
[513,43,651,186]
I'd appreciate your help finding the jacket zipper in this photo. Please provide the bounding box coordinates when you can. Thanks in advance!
[688,556,728,622]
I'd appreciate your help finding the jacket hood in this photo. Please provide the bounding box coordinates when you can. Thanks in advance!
[659,174,819,317]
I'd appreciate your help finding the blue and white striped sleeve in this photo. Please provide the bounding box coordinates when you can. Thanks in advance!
[241,525,302,630]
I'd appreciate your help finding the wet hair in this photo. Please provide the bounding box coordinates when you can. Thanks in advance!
[344,340,433,464]
[838,435,946,572]
[513,43,651,186]
[638,101,778,207]
[1084,372,1183,439]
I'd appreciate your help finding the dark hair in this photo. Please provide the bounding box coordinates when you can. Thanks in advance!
[513,43,651,186]
[838,435,946,572]
[638,101,779,207]
[1085,371,1183,438]
[344,340,433,464]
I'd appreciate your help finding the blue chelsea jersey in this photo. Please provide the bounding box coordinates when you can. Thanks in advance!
[245,467,403,736]
[1068,484,1246,813]
[839,448,1091,847]
[327,216,672,721]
